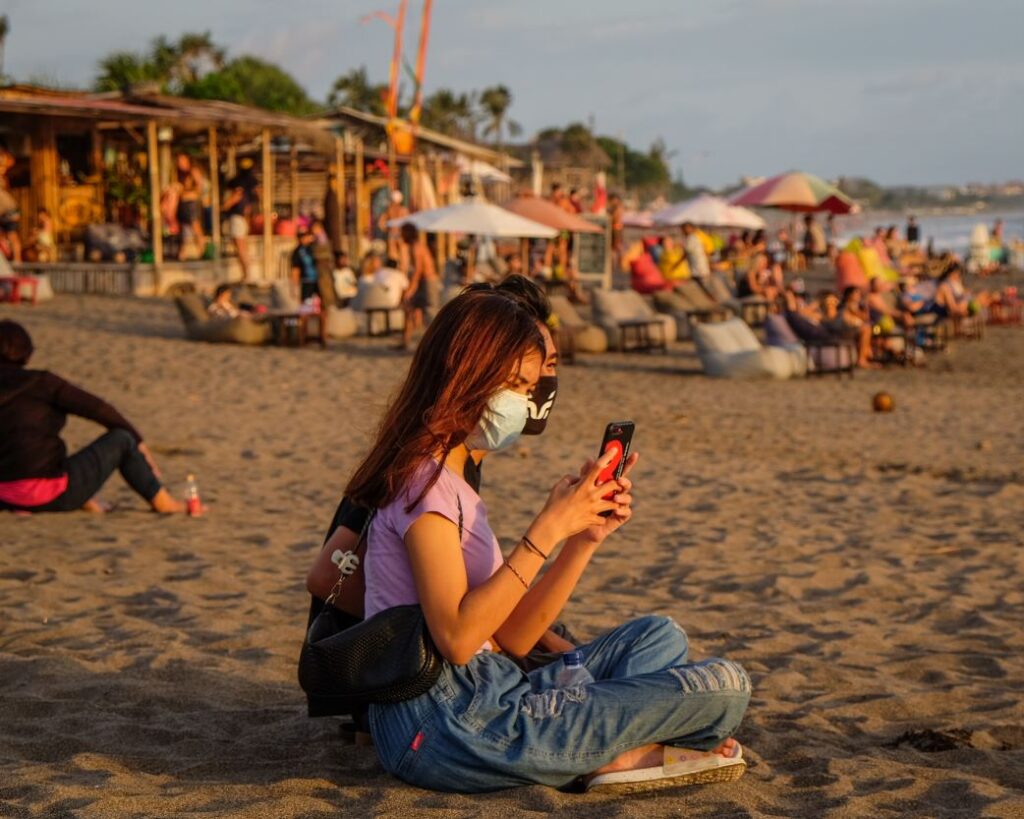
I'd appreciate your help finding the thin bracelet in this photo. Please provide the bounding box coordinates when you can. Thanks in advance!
[502,558,530,589]
[520,534,550,560]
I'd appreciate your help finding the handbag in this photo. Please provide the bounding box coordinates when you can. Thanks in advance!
[297,499,462,711]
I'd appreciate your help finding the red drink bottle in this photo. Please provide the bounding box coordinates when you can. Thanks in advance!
[186,473,203,517]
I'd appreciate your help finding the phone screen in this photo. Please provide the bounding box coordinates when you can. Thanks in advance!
[597,421,634,516]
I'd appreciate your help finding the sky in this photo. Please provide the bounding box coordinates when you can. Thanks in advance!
[4,0,1023,189]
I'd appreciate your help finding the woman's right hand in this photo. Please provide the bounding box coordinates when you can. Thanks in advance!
[530,450,620,547]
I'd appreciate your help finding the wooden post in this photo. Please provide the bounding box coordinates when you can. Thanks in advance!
[289,142,299,221]
[354,137,365,249]
[208,127,221,260]
[334,136,346,256]
[146,121,163,271]
[29,122,61,244]
[261,128,274,281]
[432,154,445,268]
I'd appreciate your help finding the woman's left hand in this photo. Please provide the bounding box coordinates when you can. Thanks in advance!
[568,452,638,547]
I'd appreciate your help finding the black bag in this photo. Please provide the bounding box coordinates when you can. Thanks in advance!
[297,501,462,712]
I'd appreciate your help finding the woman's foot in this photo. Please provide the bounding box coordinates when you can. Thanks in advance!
[150,488,186,514]
[82,498,112,514]
[593,738,738,777]
[586,739,745,792]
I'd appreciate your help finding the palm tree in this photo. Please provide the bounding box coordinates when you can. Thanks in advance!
[422,88,478,138]
[328,66,387,116]
[0,15,9,80]
[479,84,521,149]
[173,32,225,86]
[95,51,161,92]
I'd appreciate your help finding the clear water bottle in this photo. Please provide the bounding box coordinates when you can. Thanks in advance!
[554,650,594,688]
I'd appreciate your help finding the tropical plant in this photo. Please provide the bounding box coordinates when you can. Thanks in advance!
[479,84,521,149]
[95,32,228,94]
[421,88,478,138]
[184,56,317,115]
[0,15,10,80]
[327,66,387,116]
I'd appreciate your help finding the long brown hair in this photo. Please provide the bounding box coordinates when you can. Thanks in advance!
[345,288,543,510]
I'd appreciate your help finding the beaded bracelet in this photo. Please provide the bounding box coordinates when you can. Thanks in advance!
[502,558,530,589]
[520,534,550,560]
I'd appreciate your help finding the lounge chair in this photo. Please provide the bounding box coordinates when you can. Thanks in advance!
[706,272,770,326]
[349,279,405,337]
[548,294,608,355]
[765,314,853,378]
[590,289,677,352]
[175,292,271,345]
[693,317,805,379]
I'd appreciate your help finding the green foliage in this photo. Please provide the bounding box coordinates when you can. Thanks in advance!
[595,135,672,195]
[421,88,478,138]
[95,51,163,92]
[328,66,387,116]
[479,84,520,147]
[184,57,318,115]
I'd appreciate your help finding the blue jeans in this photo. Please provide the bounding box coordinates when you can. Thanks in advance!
[369,615,751,792]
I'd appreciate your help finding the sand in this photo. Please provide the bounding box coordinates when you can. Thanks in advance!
[1,294,1023,818]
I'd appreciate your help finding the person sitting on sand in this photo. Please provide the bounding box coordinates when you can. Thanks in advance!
[866,278,914,329]
[338,287,749,794]
[0,321,184,515]
[821,288,875,368]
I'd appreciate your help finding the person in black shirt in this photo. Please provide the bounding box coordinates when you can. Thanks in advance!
[0,321,183,514]
[906,215,920,246]
[290,227,320,301]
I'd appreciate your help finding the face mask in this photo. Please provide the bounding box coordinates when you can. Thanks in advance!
[523,375,558,436]
[466,389,529,452]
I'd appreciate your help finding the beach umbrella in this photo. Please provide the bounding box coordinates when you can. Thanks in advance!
[621,210,656,229]
[389,198,557,238]
[653,194,766,230]
[730,171,856,214]
[456,156,512,184]
[501,195,603,234]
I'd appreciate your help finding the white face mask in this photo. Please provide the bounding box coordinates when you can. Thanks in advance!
[466,389,529,452]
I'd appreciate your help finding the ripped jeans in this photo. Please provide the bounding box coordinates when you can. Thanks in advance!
[368,615,751,792]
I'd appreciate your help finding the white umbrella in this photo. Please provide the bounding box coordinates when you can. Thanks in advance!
[389,198,557,238]
[653,194,765,230]
[456,156,512,184]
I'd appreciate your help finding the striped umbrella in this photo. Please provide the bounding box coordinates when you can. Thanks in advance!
[730,171,857,214]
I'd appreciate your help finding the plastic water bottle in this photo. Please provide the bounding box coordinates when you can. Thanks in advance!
[185,473,203,517]
[554,650,594,688]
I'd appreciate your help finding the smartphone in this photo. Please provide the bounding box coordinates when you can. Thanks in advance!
[597,421,635,517]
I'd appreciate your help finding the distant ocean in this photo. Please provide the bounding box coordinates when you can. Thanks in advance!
[834,209,1024,256]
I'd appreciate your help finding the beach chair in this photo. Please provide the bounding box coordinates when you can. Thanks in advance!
[693,318,805,379]
[548,294,608,356]
[706,272,770,326]
[349,280,405,337]
[766,314,854,378]
[590,289,676,352]
[174,293,271,345]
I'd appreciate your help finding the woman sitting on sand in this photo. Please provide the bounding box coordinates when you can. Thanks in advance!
[0,320,183,514]
[343,288,750,793]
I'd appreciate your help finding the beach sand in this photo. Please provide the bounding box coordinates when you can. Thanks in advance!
[1,295,1022,818]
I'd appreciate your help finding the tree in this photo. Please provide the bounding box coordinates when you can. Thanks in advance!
[595,135,672,197]
[95,32,228,94]
[421,88,477,138]
[95,51,163,92]
[184,56,317,115]
[479,84,521,149]
[0,15,9,80]
[327,66,387,116]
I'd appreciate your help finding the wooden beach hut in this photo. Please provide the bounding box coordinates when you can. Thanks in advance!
[0,85,339,296]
